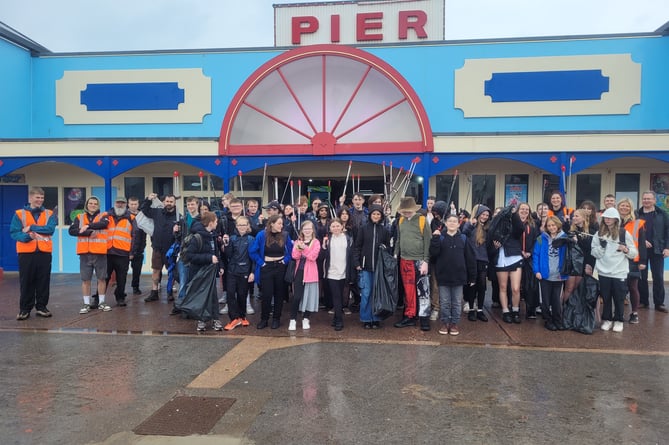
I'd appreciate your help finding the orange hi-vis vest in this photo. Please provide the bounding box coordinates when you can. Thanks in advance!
[623,219,645,263]
[76,213,108,255]
[15,208,53,253]
[106,213,134,252]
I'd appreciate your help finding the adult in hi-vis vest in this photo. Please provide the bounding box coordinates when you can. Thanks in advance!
[103,196,135,307]
[10,187,58,320]
[68,196,112,313]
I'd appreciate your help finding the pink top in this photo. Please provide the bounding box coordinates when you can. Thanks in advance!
[291,238,321,283]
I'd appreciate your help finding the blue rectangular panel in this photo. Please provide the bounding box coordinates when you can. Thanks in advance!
[80,82,184,111]
[484,70,609,102]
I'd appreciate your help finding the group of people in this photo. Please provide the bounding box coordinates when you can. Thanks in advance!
[10,187,146,320]
[11,185,669,337]
[441,190,669,335]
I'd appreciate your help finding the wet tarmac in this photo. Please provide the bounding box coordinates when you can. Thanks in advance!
[1,272,668,444]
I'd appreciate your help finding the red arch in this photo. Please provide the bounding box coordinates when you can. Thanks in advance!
[219,44,433,156]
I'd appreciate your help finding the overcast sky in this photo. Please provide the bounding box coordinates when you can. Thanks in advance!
[1,0,669,52]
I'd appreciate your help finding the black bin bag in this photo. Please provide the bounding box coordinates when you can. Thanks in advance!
[373,245,398,320]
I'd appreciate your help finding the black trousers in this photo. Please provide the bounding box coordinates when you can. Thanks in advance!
[227,273,250,320]
[19,252,52,313]
[328,278,346,325]
[639,252,665,306]
[260,261,287,321]
[540,280,564,326]
[130,253,144,289]
[600,275,627,322]
[106,254,130,302]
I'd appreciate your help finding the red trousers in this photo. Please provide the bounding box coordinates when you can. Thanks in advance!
[399,259,417,318]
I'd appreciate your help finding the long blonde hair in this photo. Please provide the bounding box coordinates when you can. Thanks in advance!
[616,198,635,224]
[569,209,590,234]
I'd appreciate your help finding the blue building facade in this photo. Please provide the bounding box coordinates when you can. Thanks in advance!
[1,22,668,272]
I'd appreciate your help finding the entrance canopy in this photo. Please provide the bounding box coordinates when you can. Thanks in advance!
[220,44,433,156]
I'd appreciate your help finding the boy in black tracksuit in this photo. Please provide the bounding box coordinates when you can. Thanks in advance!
[222,216,255,330]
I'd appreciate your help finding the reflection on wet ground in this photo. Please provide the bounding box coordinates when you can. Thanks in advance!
[1,273,668,444]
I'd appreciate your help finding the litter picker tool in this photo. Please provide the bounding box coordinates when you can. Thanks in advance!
[238,170,245,207]
[280,171,292,204]
[446,169,459,208]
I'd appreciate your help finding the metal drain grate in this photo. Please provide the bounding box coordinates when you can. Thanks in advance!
[133,396,235,436]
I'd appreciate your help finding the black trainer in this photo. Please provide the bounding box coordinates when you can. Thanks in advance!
[419,317,431,331]
[468,311,477,322]
[502,312,513,323]
[394,316,417,328]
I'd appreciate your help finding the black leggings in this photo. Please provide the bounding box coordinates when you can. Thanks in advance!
[465,262,487,309]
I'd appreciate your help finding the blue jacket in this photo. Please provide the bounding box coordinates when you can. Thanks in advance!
[532,231,568,281]
[10,205,58,243]
[248,230,293,283]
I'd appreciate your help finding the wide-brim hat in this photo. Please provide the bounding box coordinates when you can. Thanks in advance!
[397,197,421,212]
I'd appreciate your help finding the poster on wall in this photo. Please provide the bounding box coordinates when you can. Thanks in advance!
[505,183,527,208]
[65,187,86,225]
[650,174,669,212]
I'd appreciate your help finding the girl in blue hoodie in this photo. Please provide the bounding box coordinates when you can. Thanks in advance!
[533,216,568,331]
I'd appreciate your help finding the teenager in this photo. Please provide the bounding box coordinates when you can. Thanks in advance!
[322,218,353,331]
[533,216,568,331]
[461,204,492,322]
[288,220,321,331]
[249,214,293,329]
[591,208,638,333]
[223,216,255,330]
[353,205,391,329]
[430,214,476,335]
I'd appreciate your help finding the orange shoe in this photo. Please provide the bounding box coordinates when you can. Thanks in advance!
[224,318,242,331]
[240,318,250,327]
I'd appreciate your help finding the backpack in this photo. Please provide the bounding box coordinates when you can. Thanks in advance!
[180,233,203,264]
[399,215,426,234]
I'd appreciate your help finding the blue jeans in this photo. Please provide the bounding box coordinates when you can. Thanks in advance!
[177,261,190,303]
[439,285,463,325]
[358,271,379,323]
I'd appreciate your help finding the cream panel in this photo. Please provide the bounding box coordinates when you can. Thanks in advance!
[0,140,218,157]
[56,69,211,124]
[454,54,641,117]
[433,133,669,153]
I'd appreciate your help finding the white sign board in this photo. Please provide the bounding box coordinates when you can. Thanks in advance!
[275,0,445,46]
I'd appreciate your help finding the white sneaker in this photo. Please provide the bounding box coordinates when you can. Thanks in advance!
[98,303,112,312]
[246,298,255,315]
[601,320,613,331]
[219,304,228,315]
[197,321,206,331]
[612,321,624,332]
[429,309,439,321]
[79,304,91,314]
[463,302,470,313]
[288,319,297,331]
[302,318,310,330]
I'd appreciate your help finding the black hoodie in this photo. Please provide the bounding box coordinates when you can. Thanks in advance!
[352,205,390,272]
